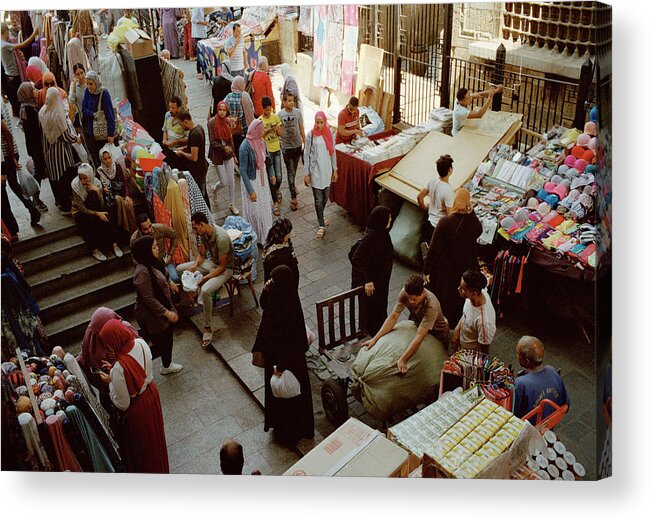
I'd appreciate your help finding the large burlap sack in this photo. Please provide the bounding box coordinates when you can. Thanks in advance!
[350,320,448,421]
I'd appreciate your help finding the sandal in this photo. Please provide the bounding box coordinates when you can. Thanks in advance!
[316,227,325,239]
[324,218,330,226]
[273,205,281,216]
[277,192,283,203]
[202,328,213,347]
[229,205,240,216]
[290,199,298,211]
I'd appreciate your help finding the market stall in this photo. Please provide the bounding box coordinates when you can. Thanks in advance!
[196,6,276,83]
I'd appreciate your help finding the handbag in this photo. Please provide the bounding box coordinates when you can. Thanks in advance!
[227,114,243,137]
[92,90,109,141]
[251,350,265,368]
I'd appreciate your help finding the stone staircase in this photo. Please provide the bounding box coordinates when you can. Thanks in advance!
[14,223,136,353]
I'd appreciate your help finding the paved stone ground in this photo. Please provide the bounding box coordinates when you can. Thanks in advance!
[3,49,598,478]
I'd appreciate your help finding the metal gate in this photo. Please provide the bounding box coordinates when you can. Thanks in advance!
[359,4,449,125]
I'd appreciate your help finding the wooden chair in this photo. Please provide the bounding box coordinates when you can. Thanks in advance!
[315,286,368,426]
[224,273,259,317]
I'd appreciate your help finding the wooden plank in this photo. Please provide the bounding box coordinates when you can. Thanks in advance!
[316,302,326,351]
[328,301,336,349]
[339,299,346,343]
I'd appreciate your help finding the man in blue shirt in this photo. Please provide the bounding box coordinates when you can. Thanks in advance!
[513,335,570,424]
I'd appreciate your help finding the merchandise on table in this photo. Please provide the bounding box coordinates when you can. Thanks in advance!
[387,387,480,458]
[440,350,515,409]
[423,397,542,479]
[2,350,122,472]
[526,429,586,481]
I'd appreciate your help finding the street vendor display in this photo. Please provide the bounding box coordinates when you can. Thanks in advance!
[196,7,275,82]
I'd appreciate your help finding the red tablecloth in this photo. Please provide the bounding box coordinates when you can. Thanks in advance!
[329,131,403,227]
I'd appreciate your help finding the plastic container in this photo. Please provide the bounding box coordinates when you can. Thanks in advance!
[544,430,557,445]
[546,447,557,461]
[555,457,568,472]
[537,469,550,480]
[564,451,576,465]
[573,462,586,478]
[562,469,575,481]
[554,441,566,455]
[547,464,560,479]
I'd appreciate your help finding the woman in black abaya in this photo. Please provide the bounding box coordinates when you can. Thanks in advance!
[252,265,314,444]
[350,205,394,336]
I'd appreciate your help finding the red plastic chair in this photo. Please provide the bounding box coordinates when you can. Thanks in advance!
[521,399,568,433]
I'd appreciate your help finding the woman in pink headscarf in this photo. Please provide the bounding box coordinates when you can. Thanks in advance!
[76,307,139,409]
[25,65,43,89]
[238,119,273,244]
[223,75,255,158]
[303,111,338,238]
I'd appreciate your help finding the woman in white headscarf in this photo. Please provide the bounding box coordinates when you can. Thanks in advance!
[280,63,302,111]
[210,58,234,117]
[97,144,138,235]
[39,87,80,215]
[27,56,50,75]
[71,162,123,262]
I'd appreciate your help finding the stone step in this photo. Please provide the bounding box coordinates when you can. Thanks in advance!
[45,291,136,351]
[12,223,78,257]
[29,248,133,301]
[19,235,91,277]
[39,271,135,324]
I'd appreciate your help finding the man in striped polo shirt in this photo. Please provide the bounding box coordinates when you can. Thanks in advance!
[452,270,496,355]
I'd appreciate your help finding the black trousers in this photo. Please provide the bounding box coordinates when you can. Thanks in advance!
[148,326,174,368]
[1,159,40,222]
[4,74,21,116]
[1,180,19,236]
[49,166,76,212]
[75,211,117,253]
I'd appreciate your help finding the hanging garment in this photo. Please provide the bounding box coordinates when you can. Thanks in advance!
[177,177,197,261]
[66,405,115,473]
[160,58,188,108]
[163,178,190,263]
[45,414,82,471]
[181,171,215,225]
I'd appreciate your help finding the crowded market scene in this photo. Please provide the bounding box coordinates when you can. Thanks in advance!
[1,2,611,484]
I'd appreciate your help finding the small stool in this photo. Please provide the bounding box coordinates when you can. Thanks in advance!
[224,273,259,316]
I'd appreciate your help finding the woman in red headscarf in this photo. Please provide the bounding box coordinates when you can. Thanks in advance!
[25,65,43,89]
[208,100,239,215]
[303,111,338,238]
[98,319,169,473]
[239,118,273,243]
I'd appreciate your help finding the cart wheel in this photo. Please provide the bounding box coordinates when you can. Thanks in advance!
[321,379,349,427]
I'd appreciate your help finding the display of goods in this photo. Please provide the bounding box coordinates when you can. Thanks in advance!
[427,398,527,479]
[388,388,480,458]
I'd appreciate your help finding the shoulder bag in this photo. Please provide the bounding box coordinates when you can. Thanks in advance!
[93,90,109,141]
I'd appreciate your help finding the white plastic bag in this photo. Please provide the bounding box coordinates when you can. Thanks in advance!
[270,368,301,399]
[17,167,40,198]
[99,52,128,106]
[305,325,315,346]
[181,270,203,292]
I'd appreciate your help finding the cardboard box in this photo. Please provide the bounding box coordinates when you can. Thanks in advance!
[123,28,154,59]
[284,418,410,477]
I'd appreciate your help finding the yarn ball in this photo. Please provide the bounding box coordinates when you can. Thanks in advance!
[53,389,65,401]
[574,159,588,173]
[571,146,585,159]
[62,370,71,379]
[39,398,57,411]
[44,408,56,417]
[16,396,33,414]
[64,390,76,403]
[564,155,577,167]
[15,385,29,397]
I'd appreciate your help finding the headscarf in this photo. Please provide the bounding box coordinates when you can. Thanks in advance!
[280,63,293,81]
[231,75,254,126]
[312,111,334,155]
[97,144,117,187]
[245,119,267,179]
[39,87,69,144]
[79,307,137,371]
[131,235,167,277]
[25,65,43,88]
[213,100,232,141]
[18,82,37,121]
[367,205,392,232]
[451,188,473,214]
[37,72,68,107]
[71,163,103,201]
[264,217,293,250]
[219,59,234,82]
[28,56,50,75]
[99,319,146,396]
[85,70,103,92]
[258,56,269,72]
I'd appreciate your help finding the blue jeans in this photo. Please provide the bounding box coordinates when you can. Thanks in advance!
[167,263,180,283]
[312,186,330,227]
[267,150,283,203]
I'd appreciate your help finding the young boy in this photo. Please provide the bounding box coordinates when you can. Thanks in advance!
[277,92,305,211]
[260,96,284,216]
